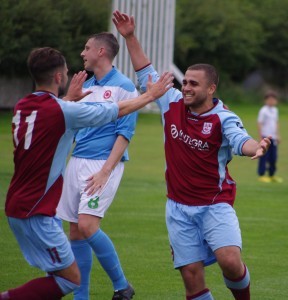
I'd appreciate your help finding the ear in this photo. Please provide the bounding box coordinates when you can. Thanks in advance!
[55,72,62,84]
[98,47,105,57]
[208,84,216,95]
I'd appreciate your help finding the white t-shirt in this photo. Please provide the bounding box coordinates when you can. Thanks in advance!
[257,105,278,139]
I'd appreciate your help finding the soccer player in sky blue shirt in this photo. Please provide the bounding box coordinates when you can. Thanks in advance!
[57,33,138,300]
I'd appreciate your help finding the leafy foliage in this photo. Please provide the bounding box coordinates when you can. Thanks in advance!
[0,0,111,76]
[175,0,288,86]
[1,0,288,87]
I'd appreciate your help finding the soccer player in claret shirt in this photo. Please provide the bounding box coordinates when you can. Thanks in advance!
[113,10,271,300]
[57,32,138,300]
[1,47,173,300]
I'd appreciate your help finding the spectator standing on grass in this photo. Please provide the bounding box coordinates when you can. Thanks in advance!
[112,10,271,300]
[57,32,138,300]
[257,91,283,183]
[1,46,173,300]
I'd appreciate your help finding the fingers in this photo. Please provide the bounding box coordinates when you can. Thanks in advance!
[70,71,88,86]
[159,72,174,90]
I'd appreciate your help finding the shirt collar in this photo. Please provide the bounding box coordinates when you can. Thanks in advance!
[93,66,117,86]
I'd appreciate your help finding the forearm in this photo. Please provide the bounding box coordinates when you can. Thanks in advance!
[241,139,259,157]
[117,92,154,117]
[125,34,150,71]
[101,135,129,174]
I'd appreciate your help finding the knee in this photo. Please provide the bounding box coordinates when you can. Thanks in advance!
[220,256,244,279]
[180,263,206,294]
[78,216,100,238]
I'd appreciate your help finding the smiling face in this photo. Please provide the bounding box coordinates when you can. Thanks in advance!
[181,69,216,113]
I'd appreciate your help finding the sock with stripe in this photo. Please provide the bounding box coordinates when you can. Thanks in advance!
[186,288,214,300]
[224,265,250,300]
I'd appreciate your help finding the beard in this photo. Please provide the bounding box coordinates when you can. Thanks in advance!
[58,82,67,98]
[184,92,208,110]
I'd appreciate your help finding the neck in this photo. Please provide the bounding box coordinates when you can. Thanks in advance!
[93,63,113,81]
[35,85,58,97]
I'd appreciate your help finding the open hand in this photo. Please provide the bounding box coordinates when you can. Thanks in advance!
[84,169,110,196]
[64,71,92,101]
[251,136,271,160]
[146,72,174,100]
[112,10,135,38]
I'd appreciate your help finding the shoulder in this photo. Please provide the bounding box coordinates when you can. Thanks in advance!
[83,75,95,88]
[110,69,136,92]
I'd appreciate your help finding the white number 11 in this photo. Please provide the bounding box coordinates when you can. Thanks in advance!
[12,110,38,150]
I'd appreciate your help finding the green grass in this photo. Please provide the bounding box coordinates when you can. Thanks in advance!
[0,104,287,299]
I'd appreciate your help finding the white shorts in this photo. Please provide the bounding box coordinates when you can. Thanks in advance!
[57,157,124,222]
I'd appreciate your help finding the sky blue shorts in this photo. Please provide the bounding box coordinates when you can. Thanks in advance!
[8,215,74,273]
[166,199,242,269]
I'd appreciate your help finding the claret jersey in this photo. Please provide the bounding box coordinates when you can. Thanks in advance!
[137,65,252,207]
[5,92,119,218]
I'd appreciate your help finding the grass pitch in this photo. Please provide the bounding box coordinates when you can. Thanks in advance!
[0,104,287,299]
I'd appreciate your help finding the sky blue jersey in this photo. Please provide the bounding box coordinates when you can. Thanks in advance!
[72,67,138,161]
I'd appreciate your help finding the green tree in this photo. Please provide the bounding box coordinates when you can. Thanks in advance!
[0,0,110,76]
[174,0,264,81]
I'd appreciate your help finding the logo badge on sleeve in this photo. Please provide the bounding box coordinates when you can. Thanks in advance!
[202,122,213,134]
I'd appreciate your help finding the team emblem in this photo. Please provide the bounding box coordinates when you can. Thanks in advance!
[103,90,112,99]
[88,196,99,209]
[202,122,213,134]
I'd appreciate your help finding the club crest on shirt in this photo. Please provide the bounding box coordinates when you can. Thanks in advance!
[103,90,112,99]
[202,122,213,134]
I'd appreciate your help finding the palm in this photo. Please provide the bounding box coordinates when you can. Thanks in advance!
[113,10,135,38]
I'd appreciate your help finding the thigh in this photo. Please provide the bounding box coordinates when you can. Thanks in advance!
[203,203,242,252]
[166,200,215,269]
[57,157,81,222]
[8,216,75,273]
[78,160,124,218]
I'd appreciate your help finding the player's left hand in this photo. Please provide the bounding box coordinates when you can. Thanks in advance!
[63,71,92,101]
[251,136,271,160]
[85,169,111,196]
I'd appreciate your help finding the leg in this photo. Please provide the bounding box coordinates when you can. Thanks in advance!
[258,152,267,176]
[1,217,80,300]
[215,246,250,300]
[166,200,214,299]
[268,141,276,176]
[70,222,92,300]
[78,214,129,291]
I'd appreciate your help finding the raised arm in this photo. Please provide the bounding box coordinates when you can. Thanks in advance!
[113,10,150,71]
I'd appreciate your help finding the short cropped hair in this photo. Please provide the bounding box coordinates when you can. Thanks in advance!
[89,32,119,61]
[264,90,278,100]
[27,47,66,85]
[187,64,219,87]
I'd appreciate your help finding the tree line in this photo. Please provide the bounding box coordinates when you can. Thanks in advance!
[1,0,288,90]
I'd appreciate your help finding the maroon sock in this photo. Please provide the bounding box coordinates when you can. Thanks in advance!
[1,276,64,300]
[186,288,211,299]
[230,284,250,300]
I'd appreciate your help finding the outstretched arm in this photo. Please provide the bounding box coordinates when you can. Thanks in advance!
[113,10,150,71]
[242,137,271,160]
[117,72,173,117]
